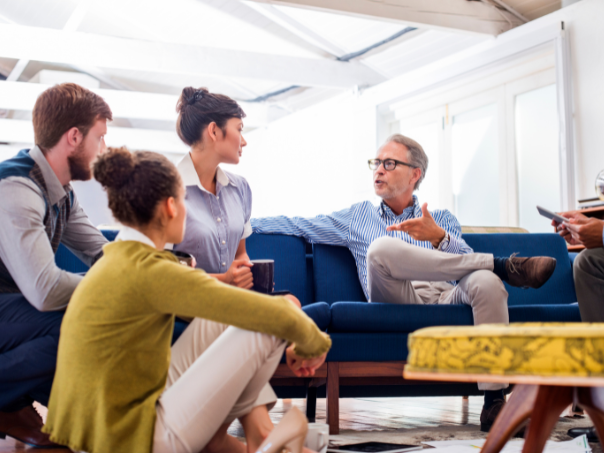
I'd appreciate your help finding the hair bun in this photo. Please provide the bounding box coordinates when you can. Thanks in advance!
[176,87,209,113]
[93,146,136,189]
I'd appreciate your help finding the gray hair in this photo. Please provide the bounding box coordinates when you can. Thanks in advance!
[385,134,428,190]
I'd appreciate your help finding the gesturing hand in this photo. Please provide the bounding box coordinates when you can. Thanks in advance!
[286,344,327,377]
[224,259,254,289]
[386,203,446,248]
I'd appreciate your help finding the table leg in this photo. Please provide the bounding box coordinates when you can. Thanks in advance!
[522,385,573,453]
[481,385,538,453]
[327,363,340,435]
[577,387,604,443]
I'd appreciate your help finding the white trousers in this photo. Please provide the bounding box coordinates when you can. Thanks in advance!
[153,318,286,453]
[367,237,509,391]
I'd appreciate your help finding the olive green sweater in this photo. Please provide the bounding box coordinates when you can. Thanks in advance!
[43,241,331,453]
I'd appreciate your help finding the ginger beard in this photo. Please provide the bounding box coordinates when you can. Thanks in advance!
[68,141,93,181]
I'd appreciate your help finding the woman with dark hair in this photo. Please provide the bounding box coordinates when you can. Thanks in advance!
[174,87,254,290]
[42,147,330,453]
[172,87,282,438]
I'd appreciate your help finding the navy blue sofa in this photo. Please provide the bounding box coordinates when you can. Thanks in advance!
[56,231,581,433]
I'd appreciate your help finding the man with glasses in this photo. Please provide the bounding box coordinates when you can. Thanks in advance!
[252,134,556,431]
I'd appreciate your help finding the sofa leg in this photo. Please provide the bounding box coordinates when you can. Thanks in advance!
[306,384,317,423]
[327,362,340,435]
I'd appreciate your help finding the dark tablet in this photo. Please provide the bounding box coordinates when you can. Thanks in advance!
[327,442,421,453]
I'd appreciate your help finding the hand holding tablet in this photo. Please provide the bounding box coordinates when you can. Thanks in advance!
[537,206,569,224]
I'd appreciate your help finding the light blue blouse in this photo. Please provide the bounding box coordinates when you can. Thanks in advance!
[174,153,252,274]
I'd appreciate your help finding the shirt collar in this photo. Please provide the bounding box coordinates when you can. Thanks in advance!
[176,152,235,194]
[380,195,422,220]
[29,146,72,206]
[115,225,157,249]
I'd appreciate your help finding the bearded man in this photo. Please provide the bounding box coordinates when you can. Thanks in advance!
[0,83,111,447]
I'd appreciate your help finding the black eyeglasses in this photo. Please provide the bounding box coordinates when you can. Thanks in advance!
[368,158,417,171]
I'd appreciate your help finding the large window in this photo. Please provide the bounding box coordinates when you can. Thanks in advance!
[515,84,559,233]
[394,48,559,231]
[451,103,500,226]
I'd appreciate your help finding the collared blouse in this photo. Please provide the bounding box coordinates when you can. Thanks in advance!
[174,153,252,274]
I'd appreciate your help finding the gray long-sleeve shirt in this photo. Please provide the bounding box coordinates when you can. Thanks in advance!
[0,146,108,311]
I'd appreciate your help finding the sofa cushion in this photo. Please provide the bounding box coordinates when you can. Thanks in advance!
[302,302,331,331]
[463,233,576,306]
[330,302,473,333]
[330,302,582,333]
[509,304,581,323]
[247,233,311,305]
[327,332,410,362]
[313,244,367,304]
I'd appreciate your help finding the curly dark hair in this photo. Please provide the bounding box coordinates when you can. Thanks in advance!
[93,147,182,226]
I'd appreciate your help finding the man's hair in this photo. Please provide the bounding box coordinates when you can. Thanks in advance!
[32,83,113,152]
[386,134,428,190]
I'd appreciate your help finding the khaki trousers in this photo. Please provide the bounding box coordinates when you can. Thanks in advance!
[153,319,286,453]
[573,247,604,322]
[367,237,509,391]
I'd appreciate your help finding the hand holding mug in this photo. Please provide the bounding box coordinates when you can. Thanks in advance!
[225,259,254,289]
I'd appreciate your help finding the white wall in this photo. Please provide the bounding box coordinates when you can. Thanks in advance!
[224,92,379,218]
[565,0,604,200]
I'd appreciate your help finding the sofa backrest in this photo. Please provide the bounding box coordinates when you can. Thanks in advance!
[311,233,576,306]
[463,233,576,305]
[246,233,311,305]
[55,229,118,272]
[56,230,313,306]
[312,243,367,304]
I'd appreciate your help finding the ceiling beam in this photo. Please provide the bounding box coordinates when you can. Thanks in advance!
[0,81,270,128]
[244,2,346,57]
[0,23,386,88]
[245,0,525,35]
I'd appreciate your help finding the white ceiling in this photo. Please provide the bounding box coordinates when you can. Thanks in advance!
[0,0,562,120]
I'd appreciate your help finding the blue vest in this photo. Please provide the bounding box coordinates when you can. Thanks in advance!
[0,150,72,293]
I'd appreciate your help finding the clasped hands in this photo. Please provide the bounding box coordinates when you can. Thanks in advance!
[552,210,604,249]
[286,344,327,377]
[386,203,446,248]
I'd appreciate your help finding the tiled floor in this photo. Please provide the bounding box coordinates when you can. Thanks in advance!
[1,396,599,451]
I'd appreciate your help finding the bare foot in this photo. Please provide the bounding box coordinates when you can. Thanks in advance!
[202,424,246,453]
[240,405,274,453]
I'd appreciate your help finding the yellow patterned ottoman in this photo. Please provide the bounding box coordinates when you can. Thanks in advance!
[403,323,604,453]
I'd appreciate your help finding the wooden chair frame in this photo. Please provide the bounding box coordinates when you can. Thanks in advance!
[270,361,464,434]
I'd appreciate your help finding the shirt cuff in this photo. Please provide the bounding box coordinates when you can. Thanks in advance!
[243,220,253,239]
[440,234,462,255]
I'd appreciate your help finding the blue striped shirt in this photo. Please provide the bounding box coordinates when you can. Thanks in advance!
[251,195,474,299]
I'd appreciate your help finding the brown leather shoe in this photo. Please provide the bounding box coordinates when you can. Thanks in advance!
[505,256,556,289]
[480,400,526,437]
[0,404,67,448]
[480,399,505,432]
